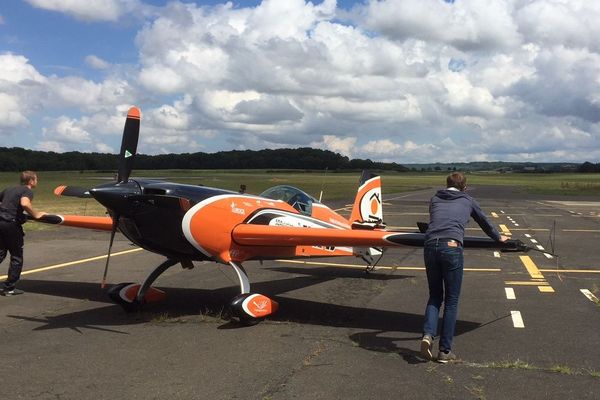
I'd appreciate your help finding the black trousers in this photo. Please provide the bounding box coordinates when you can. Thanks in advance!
[0,220,24,290]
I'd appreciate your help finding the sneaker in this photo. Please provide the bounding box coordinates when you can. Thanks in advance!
[420,334,433,360]
[1,288,24,296]
[437,350,458,363]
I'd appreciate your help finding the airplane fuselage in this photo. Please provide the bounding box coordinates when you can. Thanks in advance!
[90,179,356,264]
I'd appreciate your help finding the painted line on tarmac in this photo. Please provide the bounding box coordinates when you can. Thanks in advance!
[563,229,600,233]
[505,287,516,300]
[539,269,600,274]
[511,311,525,328]
[0,248,144,280]
[491,212,499,218]
[519,255,544,279]
[580,289,599,304]
[538,286,555,293]
[505,281,550,286]
[518,255,555,293]
[499,224,512,236]
[274,259,501,272]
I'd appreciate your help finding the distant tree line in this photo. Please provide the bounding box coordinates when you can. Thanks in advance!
[0,146,408,172]
[578,162,600,172]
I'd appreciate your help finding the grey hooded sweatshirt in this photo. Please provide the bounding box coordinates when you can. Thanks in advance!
[424,188,501,245]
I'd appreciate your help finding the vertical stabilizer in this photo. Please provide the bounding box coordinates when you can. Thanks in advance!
[349,170,383,226]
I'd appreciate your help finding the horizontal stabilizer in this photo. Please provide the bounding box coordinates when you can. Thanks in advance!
[232,224,527,252]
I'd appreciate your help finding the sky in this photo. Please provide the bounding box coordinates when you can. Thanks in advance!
[1,0,600,163]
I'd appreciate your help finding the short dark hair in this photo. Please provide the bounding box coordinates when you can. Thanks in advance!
[446,172,467,191]
[20,170,37,185]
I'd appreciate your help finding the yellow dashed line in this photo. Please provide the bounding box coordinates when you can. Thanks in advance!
[491,212,498,218]
[0,248,143,280]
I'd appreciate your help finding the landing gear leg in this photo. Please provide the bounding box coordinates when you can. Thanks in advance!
[108,258,180,312]
[228,261,278,325]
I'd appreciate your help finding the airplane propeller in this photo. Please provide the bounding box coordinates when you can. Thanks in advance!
[99,106,141,287]
[117,106,140,184]
[53,107,141,287]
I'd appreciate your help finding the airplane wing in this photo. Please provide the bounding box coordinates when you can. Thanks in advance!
[30,214,113,231]
[232,224,525,251]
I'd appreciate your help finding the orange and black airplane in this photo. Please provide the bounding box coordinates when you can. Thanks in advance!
[36,107,528,324]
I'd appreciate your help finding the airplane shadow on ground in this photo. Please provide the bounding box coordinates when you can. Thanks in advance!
[8,268,483,359]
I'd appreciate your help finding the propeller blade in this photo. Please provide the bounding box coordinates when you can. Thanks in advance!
[117,106,140,184]
[54,185,92,198]
[101,214,119,289]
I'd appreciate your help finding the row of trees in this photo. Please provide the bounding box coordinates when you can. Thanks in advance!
[1,146,596,172]
[578,162,600,172]
[0,147,408,172]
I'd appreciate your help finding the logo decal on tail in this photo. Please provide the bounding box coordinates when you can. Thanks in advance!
[350,171,383,224]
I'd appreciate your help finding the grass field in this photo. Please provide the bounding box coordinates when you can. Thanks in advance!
[1,169,599,231]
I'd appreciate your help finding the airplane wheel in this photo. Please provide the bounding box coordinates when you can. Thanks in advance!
[107,282,143,313]
[229,293,278,326]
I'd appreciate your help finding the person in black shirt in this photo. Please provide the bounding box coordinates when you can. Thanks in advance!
[0,171,47,296]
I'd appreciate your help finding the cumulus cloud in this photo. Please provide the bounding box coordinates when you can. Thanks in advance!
[359,0,521,51]
[5,0,600,162]
[0,93,29,129]
[24,0,141,22]
[310,135,358,158]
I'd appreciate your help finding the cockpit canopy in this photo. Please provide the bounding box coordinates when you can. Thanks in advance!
[260,185,318,216]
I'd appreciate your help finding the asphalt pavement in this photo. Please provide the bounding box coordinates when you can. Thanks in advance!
[1,185,599,399]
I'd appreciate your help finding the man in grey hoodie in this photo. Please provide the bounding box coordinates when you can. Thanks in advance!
[420,172,508,363]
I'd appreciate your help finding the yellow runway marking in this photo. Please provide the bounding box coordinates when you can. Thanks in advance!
[563,229,600,233]
[518,255,555,293]
[0,248,143,280]
[505,281,550,286]
[491,212,498,218]
[538,286,555,293]
[539,269,600,274]
[519,255,544,279]
[499,224,512,236]
[274,259,501,272]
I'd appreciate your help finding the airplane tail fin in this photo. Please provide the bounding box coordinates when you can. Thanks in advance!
[349,170,384,228]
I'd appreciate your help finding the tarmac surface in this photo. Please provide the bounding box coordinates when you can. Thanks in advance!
[1,185,599,399]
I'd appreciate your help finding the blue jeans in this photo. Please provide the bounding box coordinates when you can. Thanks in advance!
[422,239,464,351]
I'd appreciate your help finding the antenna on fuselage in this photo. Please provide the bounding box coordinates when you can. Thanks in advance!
[318,167,328,202]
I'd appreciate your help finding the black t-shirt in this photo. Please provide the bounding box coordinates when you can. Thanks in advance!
[0,185,34,224]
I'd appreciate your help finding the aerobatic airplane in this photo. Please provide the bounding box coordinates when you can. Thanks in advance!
[35,107,529,324]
